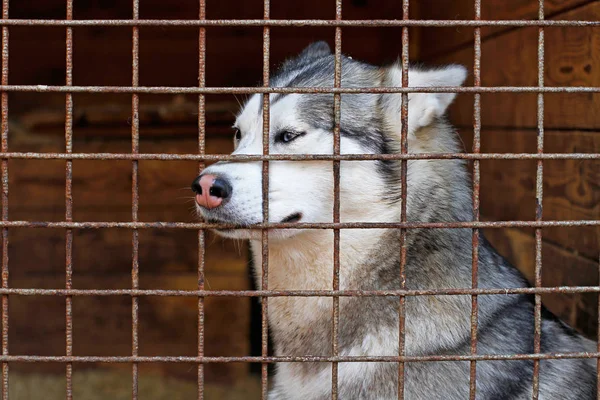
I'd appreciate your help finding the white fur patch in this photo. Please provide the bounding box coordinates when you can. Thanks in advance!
[271,328,399,400]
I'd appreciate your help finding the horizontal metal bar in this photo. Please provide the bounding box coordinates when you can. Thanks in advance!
[0,19,597,28]
[1,85,599,94]
[0,221,596,229]
[0,353,598,363]
[1,152,599,161]
[0,287,599,297]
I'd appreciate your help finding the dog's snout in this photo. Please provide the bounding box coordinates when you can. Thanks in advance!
[191,174,232,209]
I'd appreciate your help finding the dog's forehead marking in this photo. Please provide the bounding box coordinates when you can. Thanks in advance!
[234,93,307,155]
[236,93,304,134]
[236,94,261,132]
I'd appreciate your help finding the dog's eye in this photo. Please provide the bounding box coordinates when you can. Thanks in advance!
[277,130,303,144]
[233,128,242,141]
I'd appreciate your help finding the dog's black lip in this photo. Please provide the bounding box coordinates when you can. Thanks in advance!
[205,217,250,230]
[206,218,229,224]
[280,212,302,223]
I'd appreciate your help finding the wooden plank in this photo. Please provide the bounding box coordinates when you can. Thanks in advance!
[484,227,597,338]
[6,3,413,96]
[5,0,421,120]
[10,0,405,21]
[460,128,599,260]
[8,127,597,259]
[7,137,232,215]
[417,0,591,60]
[5,225,247,278]
[8,274,250,383]
[438,2,600,130]
[17,98,239,139]
[4,132,251,380]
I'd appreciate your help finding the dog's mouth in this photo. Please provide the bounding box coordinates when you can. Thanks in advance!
[206,213,302,226]
[280,212,302,224]
[205,217,245,232]
[204,213,302,237]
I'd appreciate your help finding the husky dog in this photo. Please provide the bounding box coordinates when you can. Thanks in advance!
[192,42,596,399]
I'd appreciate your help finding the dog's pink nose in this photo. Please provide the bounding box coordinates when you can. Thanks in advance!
[191,174,232,209]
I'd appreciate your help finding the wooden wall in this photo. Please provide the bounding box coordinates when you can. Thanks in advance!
[417,0,599,337]
[7,110,254,382]
[0,0,420,385]
[1,0,598,386]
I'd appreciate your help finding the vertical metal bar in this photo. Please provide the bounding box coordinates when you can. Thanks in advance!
[1,0,8,397]
[331,1,342,399]
[397,0,409,398]
[469,1,482,398]
[131,1,140,398]
[65,0,74,399]
[531,1,545,399]
[197,1,207,399]
[261,0,270,398]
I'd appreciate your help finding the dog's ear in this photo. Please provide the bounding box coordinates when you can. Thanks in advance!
[298,41,332,60]
[381,64,467,137]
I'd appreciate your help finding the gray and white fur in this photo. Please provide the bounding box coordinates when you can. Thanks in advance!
[192,42,597,399]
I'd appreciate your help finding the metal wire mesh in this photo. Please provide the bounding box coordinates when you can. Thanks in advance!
[0,0,598,399]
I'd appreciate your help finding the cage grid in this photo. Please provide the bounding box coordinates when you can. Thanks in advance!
[0,0,597,399]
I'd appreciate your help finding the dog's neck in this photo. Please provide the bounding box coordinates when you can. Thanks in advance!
[251,227,390,290]
[249,223,393,346]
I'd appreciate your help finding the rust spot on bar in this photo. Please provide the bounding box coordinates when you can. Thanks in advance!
[131,1,141,398]
[398,0,409,398]
[197,1,207,399]
[0,286,598,297]
[0,85,596,94]
[0,353,595,363]
[0,152,597,162]
[1,0,8,396]
[261,1,270,397]
[0,152,597,161]
[0,19,596,28]
[531,2,545,398]
[469,0,482,398]
[65,0,74,399]
[597,253,600,398]
[331,1,342,397]
[0,220,595,230]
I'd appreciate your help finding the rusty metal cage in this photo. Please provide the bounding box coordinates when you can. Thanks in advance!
[0,0,599,399]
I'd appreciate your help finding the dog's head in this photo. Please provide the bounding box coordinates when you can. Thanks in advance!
[192,42,466,241]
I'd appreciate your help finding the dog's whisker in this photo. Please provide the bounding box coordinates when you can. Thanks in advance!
[233,94,243,109]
